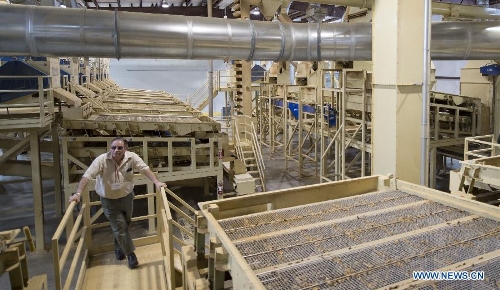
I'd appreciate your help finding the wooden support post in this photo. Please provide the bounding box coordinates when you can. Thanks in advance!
[3,247,24,290]
[143,140,156,234]
[30,129,45,252]
[213,247,228,290]
[208,237,221,283]
[52,125,63,218]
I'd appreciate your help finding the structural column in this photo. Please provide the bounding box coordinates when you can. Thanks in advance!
[30,130,45,251]
[495,76,500,155]
[52,125,63,218]
[371,0,425,183]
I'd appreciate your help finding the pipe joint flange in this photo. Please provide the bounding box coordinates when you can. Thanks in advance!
[114,10,122,60]
[247,19,256,61]
[275,21,286,62]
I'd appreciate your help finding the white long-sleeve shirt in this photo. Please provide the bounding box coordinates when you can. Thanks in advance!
[82,151,150,199]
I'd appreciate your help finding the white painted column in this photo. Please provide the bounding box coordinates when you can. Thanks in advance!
[494,76,500,155]
[372,0,425,184]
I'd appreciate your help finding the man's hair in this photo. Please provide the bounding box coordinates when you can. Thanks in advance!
[111,137,128,148]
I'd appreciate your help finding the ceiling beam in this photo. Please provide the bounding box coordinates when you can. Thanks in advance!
[97,6,236,17]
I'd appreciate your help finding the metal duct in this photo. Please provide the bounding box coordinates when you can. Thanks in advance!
[2,5,500,61]
[0,5,371,61]
[431,21,500,60]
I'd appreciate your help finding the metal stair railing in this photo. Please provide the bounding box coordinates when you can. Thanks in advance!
[188,79,209,109]
[234,116,266,191]
[188,71,220,111]
[249,117,266,191]
[233,117,245,163]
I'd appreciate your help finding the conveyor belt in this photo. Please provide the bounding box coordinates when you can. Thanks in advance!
[216,189,500,289]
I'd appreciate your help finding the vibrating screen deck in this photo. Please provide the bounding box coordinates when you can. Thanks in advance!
[200,177,500,289]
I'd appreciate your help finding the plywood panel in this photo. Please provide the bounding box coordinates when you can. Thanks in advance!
[82,244,166,290]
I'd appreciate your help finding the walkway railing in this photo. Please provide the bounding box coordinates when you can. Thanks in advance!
[52,202,88,290]
[0,75,55,129]
[464,135,500,160]
[52,184,202,290]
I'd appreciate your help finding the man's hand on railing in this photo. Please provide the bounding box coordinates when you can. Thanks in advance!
[68,193,81,204]
[154,181,167,191]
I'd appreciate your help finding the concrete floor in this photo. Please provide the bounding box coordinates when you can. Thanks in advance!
[0,146,452,290]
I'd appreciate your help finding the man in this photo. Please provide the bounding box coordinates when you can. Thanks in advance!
[68,137,167,269]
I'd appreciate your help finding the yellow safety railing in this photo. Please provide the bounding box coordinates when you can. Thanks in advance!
[158,186,199,290]
[52,184,201,290]
[0,75,55,129]
[464,135,500,160]
[52,202,88,290]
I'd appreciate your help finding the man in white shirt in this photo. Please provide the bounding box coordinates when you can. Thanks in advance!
[68,137,167,269]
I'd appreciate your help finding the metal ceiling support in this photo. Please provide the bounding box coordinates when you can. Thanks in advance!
[3,5,500,60]
[306,0,500,20]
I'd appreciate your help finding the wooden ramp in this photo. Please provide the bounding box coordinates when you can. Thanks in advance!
[82,243,167,290]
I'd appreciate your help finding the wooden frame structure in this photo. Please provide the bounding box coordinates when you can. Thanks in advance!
[51,186,192,290]
[428,92,485,188]
[283,85,320,178]
[320,68,372,182]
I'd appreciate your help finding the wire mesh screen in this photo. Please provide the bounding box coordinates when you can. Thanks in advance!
[215,190,500,289]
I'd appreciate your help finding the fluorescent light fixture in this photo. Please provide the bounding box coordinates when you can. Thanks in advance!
[251,9,260,15]
[60,4,66,7]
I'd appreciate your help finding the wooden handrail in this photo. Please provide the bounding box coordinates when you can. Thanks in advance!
[52,202,86,290]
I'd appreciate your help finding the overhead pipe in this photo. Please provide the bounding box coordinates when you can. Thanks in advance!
[3,5,500,61]
[0,5,371,60]
[208,0,214,117]
[306,0,500,20]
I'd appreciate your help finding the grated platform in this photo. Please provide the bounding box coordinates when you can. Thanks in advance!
[216,190,500,289]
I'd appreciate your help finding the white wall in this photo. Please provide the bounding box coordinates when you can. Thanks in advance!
[433,60,468,95]
[109,59,228,114]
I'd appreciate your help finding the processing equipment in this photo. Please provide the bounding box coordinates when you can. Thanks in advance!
[186,175,500,289]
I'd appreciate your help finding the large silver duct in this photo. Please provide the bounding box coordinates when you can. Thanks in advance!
[0,5,371,61]
[2,5,500,61]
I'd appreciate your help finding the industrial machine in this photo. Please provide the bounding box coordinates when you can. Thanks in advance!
[180,174,500,289]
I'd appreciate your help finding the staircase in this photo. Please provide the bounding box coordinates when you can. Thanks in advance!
[187,71,220,111]
[234,115,266,192]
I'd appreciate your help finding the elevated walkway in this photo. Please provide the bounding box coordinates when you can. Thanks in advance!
[82,244,166,290]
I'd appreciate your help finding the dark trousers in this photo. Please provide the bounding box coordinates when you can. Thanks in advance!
[100,192,136,255]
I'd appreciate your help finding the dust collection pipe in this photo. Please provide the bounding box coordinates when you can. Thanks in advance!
[2,4,500,61]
